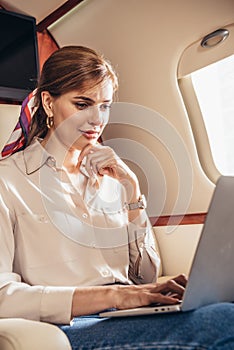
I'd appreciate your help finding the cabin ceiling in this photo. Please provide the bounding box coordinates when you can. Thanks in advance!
[1,0,234,48]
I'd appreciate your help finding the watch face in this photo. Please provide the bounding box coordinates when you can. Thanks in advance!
[127,195,147,210]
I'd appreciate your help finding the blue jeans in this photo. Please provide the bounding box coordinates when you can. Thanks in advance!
[59,303,234,350]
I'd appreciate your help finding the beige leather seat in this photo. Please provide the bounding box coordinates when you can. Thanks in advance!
[0,319,71,350]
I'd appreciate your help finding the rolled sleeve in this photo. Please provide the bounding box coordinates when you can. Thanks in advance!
[0,278,75,324]
[40,286,75,324]
[128,212,161,284]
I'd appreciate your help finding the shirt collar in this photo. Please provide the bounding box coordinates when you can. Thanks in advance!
[23,138,60,175]
[23,138,100,189]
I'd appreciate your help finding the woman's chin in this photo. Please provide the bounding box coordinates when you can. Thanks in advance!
[72,137,98,150]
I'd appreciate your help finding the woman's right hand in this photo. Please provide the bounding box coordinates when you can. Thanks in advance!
[71,274,187,317]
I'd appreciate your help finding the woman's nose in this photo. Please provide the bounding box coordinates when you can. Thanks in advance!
[88,105,109,125]
[88,106,101,125]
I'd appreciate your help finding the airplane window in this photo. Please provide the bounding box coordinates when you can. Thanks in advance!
[191,55,234,175]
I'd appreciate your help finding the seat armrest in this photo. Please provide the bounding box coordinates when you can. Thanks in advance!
[0,318,71,350]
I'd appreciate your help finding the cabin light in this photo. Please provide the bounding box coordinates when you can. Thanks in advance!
[201,28,229,48]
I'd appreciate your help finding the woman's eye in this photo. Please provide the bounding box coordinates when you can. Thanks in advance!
[75,102,89,110]
[100,104,112,111]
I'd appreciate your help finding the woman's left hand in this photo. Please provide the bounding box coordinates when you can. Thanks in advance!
[78,143,138,186]
[113,274,188,311]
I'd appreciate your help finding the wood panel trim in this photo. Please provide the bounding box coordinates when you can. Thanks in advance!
[0,99,21,105]
[36,0,85,32]
[150,212,207,226]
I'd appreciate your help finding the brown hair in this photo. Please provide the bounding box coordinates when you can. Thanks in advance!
[27,45,118,145]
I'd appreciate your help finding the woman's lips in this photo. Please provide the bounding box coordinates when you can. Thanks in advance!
[79,129,100,139]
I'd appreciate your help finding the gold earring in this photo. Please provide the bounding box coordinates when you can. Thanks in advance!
[46,116,54,129]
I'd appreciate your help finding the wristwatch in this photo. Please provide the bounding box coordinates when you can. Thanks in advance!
[125,194,147,210]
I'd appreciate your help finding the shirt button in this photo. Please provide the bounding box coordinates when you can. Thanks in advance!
[82,213,88,219]
[46,157,56,168]
[39,215,47,223]
[101,269,110,277]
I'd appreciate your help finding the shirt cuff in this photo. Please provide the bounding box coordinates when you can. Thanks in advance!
[40,286,76,324]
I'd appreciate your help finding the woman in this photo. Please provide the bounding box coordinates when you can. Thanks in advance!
[0,46,234,349]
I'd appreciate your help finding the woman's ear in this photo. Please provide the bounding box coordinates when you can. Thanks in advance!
[41,91,54,117]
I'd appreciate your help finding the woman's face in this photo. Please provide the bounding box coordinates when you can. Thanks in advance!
[44,79,113,150]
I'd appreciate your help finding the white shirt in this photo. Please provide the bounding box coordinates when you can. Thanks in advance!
[0,139,161,324]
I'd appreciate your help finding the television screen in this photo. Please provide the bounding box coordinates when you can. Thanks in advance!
[0,9,39,102]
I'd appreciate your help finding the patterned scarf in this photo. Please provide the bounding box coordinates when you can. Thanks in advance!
[0,90,37,159]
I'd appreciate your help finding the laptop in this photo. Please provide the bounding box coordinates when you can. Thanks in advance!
[99,175,234,317]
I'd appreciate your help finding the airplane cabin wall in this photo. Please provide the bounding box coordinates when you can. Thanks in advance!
[49,0,234,216]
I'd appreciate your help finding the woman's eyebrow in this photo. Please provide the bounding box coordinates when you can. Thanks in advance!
[73,96,112,103]
[73,96,95,103]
